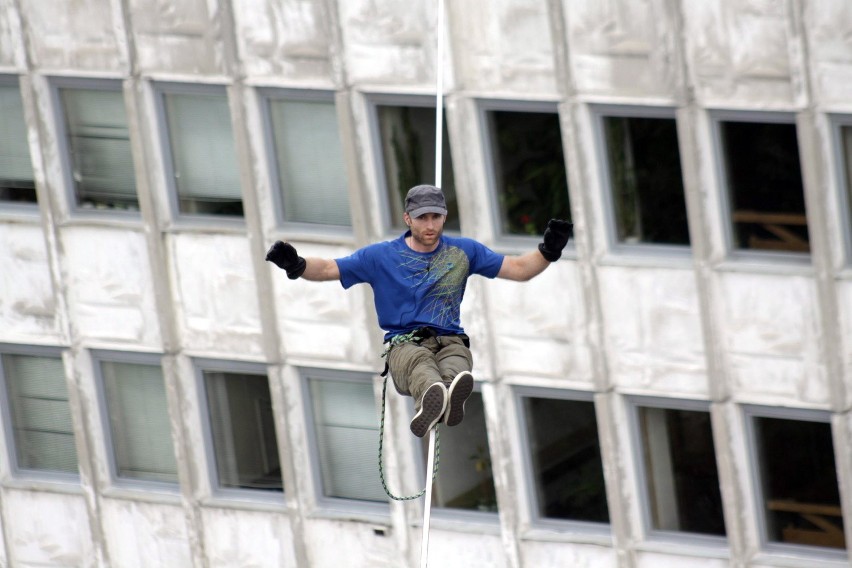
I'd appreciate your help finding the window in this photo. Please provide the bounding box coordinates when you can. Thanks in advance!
[160,85,243,217]
[202,367,282,492]
[749,410,844,551]
[600,112,689,246]
[520,392,609,523]
[0,350,78,474]
[420,391,497,513]
[634,403,725,537]
[375,101,459,231]
[266,93,351,226]
[99,357,178,484]
[306,373,386,503]
[719,117,809,254]
[485,106,571,236]
[0,81,36,204]
[840,123,852,259]
[57,83,138,211]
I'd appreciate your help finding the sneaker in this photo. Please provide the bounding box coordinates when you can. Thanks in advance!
[410,382,447,438]
[444,371,474,427]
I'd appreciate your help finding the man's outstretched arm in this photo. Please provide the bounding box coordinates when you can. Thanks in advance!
[265,241,340,282]
[497,219,573,282]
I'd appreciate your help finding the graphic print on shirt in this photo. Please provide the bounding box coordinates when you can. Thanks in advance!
[398,244,470,328]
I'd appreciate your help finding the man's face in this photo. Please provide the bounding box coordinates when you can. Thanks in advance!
[405,212,446,249]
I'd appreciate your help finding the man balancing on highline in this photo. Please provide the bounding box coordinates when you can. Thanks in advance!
[265,184,572,437]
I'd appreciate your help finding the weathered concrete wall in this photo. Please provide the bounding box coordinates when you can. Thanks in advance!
[0,0,851,567]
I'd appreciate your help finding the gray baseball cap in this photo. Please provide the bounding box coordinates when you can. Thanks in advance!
[404,184,448,218]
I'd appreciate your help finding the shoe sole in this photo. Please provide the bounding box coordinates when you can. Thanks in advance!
[410,383,447,438]
[445,371,474,427]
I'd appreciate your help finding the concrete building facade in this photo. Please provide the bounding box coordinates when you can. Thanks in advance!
[1,0,852,566]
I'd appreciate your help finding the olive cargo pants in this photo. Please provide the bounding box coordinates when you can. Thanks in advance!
[386,335,472,410]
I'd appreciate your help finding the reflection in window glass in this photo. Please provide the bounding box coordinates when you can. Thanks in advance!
[101,360,178,483]
[421,392,496,512]
[721,121,809,253]
[755,416,844,550]
[309,377,385,502]
[524,396,608,523]
[638,407,725,536]
[376,105,459,231]
[0,85,37,203]
[60,87,138,211]
[489,110,570,236]
[2,354,78,473]
[604,116,689,245]
[163,91,243,217]
[269,98,351,226]
[204,371,282,492]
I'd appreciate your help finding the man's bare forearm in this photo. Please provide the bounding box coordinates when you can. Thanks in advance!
[301,257,341,281]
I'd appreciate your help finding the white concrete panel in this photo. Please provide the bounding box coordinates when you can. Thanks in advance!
[635,551,729,568]
[170,233,263,357]
[0,0,24,69]
[450,0,557,96]
[18,0,123,71]
[520,540,618,567]
[61,226,161,347]
[101,499,191,568]
[202,508,297,567]
[804,1,852,109]
[273,243,373,365]
[336,0,439,87]
[719,272,828,405]
[834,280,852,408]
[302,518,397,568]
[4,489,93,567]
[489,262,594,382]
[426,528,507,568]
[232,0,333,85]
[598,265,707,396]
[0,224,59,342]
[564,0,679,100]
[681,0,795,108]
[127,0,225,75]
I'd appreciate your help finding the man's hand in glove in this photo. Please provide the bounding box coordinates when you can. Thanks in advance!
[538,219,573,262]
[265,241,307,280]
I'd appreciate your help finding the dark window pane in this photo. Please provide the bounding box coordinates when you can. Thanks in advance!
[164,91,243,217]
[755,417,844,549]
[0,85,37,203]
[490,110,570,236]
[422,392,497,512]
[722,121,809,253]
[376,105,458,231]
[638,407,725,536]
[604,116,689,245]
[204,371,282,492]
[841,126,852,243]
[524,396,608,523]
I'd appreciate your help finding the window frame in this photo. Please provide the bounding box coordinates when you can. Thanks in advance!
[49,76,140,219]
[257,87,353,236]
[299,367,389,518]
[152,81,245,228]
[743,404,847,560]
[0,74,39,214]
[829,114,852,267]
[194,358,284,503]
[591,104,692,257]
[479,98,571,249]
[0,343,79,483]
[92,349,179,492]
[710,110,811,264]
[514,386,611,534]
[366,93,457,238]
[626,396,727,546]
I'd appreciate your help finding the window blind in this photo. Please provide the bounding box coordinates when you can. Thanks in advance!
[3,354,78,473]
[101,361,178,483]
[309,378,385,502]
[269,99,351,226]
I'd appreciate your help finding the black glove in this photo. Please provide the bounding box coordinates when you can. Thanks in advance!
[538,219,573,262]
[265,241,307,280]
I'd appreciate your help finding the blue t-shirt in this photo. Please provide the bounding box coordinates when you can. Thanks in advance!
[336,233,504,340]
